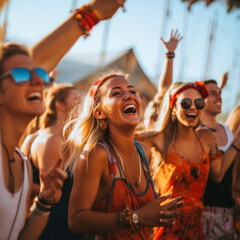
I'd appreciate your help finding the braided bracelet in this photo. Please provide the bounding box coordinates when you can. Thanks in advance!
[72,5,100,38]
[165,51,175,59]
[30,197,52,216]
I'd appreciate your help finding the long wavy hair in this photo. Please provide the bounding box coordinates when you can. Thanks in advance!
[40,83,77,129]
[226,105,240,134]
[143,82,206,189]
[62,73,126,177]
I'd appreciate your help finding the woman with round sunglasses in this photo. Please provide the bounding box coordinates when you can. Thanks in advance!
[62,73,183,239]
[136,81,240,240]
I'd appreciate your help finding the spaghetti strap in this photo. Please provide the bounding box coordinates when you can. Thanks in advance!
[98,142,124,177]
[194,131,207,155]
[134,141,158,198]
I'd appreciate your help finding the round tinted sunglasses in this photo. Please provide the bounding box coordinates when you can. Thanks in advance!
[0,67,51,85]
[178,98,205,110]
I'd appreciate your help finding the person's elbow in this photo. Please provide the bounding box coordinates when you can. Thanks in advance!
[68,212,86,234]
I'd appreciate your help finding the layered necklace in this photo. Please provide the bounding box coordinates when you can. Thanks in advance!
[1,142,15,195]
[109,140,141,187]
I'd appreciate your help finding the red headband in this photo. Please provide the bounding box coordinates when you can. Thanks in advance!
[89,74,120,99]
[170,81,209,109]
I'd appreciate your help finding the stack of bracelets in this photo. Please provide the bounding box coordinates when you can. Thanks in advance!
[30,192,55,216]
[72,5,100,38]
[165,51,175,59]
[116,208,140,233]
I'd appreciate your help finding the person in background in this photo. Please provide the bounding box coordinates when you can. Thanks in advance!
[136,81,240,239]
[62,73,183,239]
[226,105,240,239]
[200,79,239,240]
[143,29,183,129]
[21,83,85,240]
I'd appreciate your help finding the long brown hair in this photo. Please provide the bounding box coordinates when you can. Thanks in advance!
[40,83,76,129]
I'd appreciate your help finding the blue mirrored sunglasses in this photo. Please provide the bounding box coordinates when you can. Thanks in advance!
[0,67,51,85]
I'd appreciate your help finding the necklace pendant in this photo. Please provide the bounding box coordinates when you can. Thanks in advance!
[135,181,140,187]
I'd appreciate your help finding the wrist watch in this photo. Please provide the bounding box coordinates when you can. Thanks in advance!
[132,211,139,225]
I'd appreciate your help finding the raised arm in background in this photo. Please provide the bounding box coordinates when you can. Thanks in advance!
[31,0,125,72]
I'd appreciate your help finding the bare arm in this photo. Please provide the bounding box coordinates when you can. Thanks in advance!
[68,145,183,234]
[18,159,67,240]
[232,152,240,206]
[157,29,183,92]
[31,0,125,72]
[209,127,240,182]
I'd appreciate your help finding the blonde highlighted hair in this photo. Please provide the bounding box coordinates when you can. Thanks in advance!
[62,72,127,176]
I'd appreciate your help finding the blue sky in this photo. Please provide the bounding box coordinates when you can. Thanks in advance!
[3,0,240,114]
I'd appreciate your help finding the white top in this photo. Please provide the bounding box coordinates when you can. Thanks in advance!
[0,146,29,240]
[218,122,233,153]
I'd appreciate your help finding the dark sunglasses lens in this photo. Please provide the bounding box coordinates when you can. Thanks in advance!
[12,67,30,84]
[34,68,50,84]
[181,98,192,109]
[195,98,205,109]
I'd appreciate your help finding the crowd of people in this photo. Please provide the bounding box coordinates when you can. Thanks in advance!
[0,0,240,239]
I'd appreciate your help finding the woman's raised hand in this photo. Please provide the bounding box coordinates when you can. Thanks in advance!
[88,0,126,20]
[160,29,183,52]
[39,159,67,203]
[138,194,184,227]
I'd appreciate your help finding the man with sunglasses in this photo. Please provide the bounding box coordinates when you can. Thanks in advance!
[200,79,239,239]
[0,1,125,239]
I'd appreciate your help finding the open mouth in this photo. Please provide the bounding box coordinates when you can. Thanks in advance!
[186,112,197,120]
[122,104,137,114]
[27,92,42,101]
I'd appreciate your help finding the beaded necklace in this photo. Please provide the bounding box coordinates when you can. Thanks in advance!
[109,140,141,187]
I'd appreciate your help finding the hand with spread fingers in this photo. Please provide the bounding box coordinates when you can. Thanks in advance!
[88,0,126,20]
[160,29,183,52]
[137,195,184,227]
[39,159,67,203]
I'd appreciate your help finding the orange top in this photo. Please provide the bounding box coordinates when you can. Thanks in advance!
[92,141,157,240]
[153,135,209,240]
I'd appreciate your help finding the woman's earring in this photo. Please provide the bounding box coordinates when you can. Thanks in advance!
[99,119,107,130]
[171,111,176,122]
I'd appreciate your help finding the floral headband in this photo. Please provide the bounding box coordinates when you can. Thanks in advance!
[170,81,209,109]
[89,74,120,99]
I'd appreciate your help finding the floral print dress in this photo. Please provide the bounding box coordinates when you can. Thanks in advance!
[153,136,210,240]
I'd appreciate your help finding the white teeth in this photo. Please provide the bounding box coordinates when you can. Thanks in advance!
[27,92,41,99]
[123,104,136,111]
[187,113,197,117]
[216,103,221,106]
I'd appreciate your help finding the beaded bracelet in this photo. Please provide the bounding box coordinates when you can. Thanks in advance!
[165,51,175,59]
[30,197,52,216]
[117,208,139,232]
[72,5,100,38]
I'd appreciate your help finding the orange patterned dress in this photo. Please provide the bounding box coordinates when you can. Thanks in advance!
[153,137,210,240]
[92,141,157,240]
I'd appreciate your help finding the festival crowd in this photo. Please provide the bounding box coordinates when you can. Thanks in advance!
[0,0,240,239]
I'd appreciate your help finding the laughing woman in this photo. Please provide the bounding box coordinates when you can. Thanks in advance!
[136,82,240,240]
[61,74,183,239]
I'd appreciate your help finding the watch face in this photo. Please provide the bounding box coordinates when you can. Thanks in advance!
[132,212,139,224]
